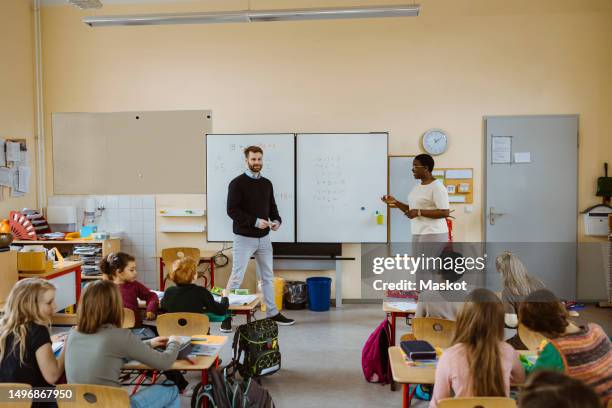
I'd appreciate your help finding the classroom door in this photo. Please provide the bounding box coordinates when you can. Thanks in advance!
[484,115,578,300]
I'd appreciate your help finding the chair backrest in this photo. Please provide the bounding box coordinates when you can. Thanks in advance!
[156,312,209,337]
[161,247,201,267]
[438,397,516,408]
[517,323,546,351]
[0,383,32,407]
[56,384,129,407]
[122,308,135,329]
[412,317,456,348]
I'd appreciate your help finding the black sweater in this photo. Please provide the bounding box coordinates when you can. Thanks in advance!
[227,173,281,238]
[161,284,229,316]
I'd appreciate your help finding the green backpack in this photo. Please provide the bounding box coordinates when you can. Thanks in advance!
[232,318,281,378]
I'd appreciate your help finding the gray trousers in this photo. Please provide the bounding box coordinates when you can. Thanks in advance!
[227,234,278,317]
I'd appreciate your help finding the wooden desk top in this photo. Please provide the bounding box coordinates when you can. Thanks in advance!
[18,261,83,278]
[383,301,417,314]
[229,297,260,311]
[389,346,536,385]
[14,239,120,245]
[123,335,227,371]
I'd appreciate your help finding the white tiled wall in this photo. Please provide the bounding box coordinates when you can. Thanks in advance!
[47,195,157,288]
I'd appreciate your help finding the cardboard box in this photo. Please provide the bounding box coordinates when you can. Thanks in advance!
[17,252,53,273]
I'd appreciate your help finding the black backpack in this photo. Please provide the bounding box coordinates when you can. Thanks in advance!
[232,318,281,378]
[191,365,275,408]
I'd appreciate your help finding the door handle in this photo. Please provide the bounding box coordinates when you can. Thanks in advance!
[489,207,506,225]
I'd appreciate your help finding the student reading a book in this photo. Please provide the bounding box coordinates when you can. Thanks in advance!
[100,251,159,327]
[0,278,66,408]
[161,256,229,322]
[519,289,611,404]
[65,280,182,408]
[430,288,525,408]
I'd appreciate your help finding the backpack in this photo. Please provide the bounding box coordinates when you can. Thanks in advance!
[362,319,392,384]
[192,365,275,408]
[232,318,281,378]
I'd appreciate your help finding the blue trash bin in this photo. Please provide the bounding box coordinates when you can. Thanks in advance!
[306,277,332,311]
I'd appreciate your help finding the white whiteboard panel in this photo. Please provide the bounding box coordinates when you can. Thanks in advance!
[297,133,388,243]
[206,134,295,242]
[389,156,419,242]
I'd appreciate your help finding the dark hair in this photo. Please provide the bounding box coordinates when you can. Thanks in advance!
[518,370,601,408]
[519,289,569,337]
[414,154,434,172]
[244,146,263,158]
[99,252,135,279]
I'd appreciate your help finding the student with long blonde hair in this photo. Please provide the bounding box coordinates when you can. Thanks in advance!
[65,280,181,408]
[430,288,525,408]
[0,278,66,407]
[495,251,544,315]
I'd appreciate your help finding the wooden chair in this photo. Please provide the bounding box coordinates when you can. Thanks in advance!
[156,312,209,337]
[438,397,516,408]
[400,332,416,342]
[161,247,201,288]
[56,384,129,407]
[0,383,32,407]
[122,308,135,329]
[412,317,456,348]
[518,323,546,351]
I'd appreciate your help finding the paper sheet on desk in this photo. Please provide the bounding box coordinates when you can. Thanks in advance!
[190,343,223,357]
[386,302,417,312]
[213,294,258,306]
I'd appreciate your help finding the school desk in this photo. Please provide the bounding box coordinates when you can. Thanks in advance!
[384,301,418,347]
[122,335,227,408]
[388,346,536,408]
[138,297,261,324]
[18,261,83,311]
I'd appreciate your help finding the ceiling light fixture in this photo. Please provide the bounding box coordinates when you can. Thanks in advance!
[82,4,420,27]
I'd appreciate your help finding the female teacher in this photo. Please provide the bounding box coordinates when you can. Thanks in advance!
[381,153,450,244]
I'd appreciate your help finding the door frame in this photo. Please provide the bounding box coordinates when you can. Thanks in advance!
[482,114,579,243]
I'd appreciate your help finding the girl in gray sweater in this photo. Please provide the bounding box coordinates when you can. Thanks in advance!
[65,280,181,408]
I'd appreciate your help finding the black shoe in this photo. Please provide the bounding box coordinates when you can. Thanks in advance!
[270,313,295,326]
[220,317,232,333]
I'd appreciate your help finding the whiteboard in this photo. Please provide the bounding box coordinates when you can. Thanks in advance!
[389,156,419,242]
[206,134,295,242]
[296,133,388,243]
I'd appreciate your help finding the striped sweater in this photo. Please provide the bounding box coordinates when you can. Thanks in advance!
[529,323,611,404]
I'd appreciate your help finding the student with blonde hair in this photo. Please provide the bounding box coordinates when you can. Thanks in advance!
[495,251,544,315]
[65,280,182,408]
[430,288,525,408]
[0,278,66,407]
[161,256,229,319]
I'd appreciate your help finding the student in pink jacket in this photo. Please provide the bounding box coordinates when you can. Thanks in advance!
[430,288,525,408]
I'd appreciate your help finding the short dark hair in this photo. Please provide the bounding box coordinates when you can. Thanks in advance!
[244,146,263,158]
[519,289,568,337]
[518,370,601,408]
[414,154,434,172]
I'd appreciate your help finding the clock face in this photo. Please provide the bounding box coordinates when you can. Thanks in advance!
[422,129,448,155]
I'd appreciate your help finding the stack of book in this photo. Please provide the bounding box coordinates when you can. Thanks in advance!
[74,245,102,276]
[400,340,439,367]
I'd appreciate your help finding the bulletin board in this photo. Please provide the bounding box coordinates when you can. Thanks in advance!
[52,110,212,194]
[433,168,474,204]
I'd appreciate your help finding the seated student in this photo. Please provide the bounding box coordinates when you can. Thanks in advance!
[518,370,601,408]
[495,251,544,316]
[100,252,158,327]
[161,256,229,319]
[65,280,181,408]
[416,263,465,320]
[519,289,611,404]
[430,288,525,408]
[0,278,66,408]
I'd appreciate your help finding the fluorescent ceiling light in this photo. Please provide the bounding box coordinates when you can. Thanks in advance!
[82,4,420,27]
[70,0,102,9]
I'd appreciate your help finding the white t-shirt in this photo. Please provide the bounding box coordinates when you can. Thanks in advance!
[407,179,450,235]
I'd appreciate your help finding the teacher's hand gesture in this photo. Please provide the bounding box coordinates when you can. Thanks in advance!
[381,195,398,206]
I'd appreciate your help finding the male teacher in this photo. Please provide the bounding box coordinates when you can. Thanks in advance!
[222,145,295,332]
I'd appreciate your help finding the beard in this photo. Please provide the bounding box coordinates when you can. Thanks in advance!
[249,163,262,173]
